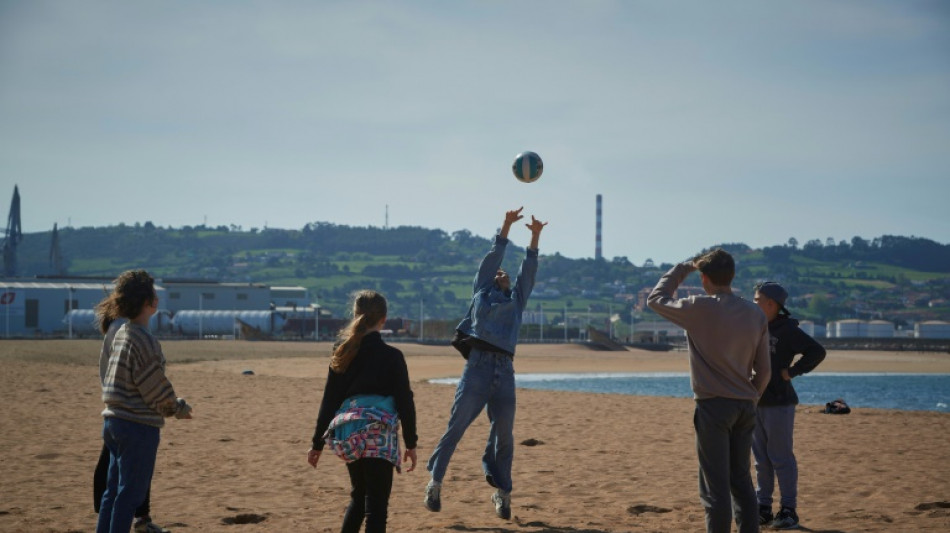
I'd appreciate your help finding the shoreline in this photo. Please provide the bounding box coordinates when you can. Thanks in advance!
[2,339,950,380]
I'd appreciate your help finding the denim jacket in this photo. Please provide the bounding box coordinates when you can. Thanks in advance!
[455,235,538,355]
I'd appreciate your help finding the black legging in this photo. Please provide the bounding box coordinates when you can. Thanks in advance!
[94,443,151,518]
[341,458,394,533]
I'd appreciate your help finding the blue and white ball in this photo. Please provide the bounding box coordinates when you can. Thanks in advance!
[512,151,543,183]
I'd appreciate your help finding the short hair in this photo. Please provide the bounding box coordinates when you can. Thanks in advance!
[695,248,735,286]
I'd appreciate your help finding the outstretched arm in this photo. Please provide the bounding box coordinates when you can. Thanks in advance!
[512,215,547,310]
[473,208,523,291]
[500,207,524,240]
[525,215,547,250]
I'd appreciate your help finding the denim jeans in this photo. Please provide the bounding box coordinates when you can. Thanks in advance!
[753,404,798,509]
[94,444,150,517]
[427,349,516,492]
[341,458,394,533]
[96,417,160,533]
[694,398,758,533]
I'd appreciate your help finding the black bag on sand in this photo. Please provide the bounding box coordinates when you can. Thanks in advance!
[823,398,851,414]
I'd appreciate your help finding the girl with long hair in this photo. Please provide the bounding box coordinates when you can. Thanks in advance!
[308,290,418,533]
[95,270,193,533]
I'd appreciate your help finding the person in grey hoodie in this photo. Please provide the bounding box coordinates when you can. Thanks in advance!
[648,248,770,533]
[752,282,826,530]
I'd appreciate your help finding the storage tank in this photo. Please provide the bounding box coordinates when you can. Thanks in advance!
[63,309,98,335]
[866,320,894,338]
[915,320,950,339]
[835,319,866,338]
[63,309,172,334]
[171,310,285,336]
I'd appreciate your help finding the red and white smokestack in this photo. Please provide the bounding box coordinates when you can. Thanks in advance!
[595,194,603,260]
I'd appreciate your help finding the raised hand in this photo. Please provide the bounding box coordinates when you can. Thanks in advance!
[500,207,524,239]
[526,215,547,250]
[504,207,525,226]
[525,215,548,234]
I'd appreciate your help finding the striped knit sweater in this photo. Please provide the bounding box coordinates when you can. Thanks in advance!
[100,320,183,427]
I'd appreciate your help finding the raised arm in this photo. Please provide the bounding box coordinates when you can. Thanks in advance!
[525,215,547,250]
[499,207,524,240]
[512,215,547,310]
[647,261,699,328]
[473,208,523,292]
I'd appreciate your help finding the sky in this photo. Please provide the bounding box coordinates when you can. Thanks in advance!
[1,1,948,265]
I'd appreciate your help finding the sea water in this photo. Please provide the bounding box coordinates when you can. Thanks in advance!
[429,373,950,412]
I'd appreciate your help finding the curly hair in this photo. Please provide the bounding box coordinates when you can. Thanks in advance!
[94,269,156,333]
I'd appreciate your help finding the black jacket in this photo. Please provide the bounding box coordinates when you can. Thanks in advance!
[311,331,418,450]
[758,316,826,406]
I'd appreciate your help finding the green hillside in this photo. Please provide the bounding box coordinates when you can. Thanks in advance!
[13,223,950,332]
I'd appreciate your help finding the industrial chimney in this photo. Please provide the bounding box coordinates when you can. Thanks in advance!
[595,194,603,260]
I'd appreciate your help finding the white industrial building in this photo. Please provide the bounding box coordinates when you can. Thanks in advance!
[270,286,312,309]
[867,319,895,338]
[0,278,315,338]
[826,319,895,338]
[798,320,827,339]
[0,279,167,338]
[915,320,950,339]
[161,281,271,312]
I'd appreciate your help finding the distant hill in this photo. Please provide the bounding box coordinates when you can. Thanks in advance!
[13,223,950,328]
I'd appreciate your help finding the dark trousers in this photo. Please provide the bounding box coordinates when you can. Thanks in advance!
[341,458,394,533]
[694,397,759,533]
[94,444,150,518]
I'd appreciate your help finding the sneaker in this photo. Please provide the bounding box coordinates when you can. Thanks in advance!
[771,506,800,530]
[759,505,774,526]
[133,517,171,533]
[491,489,511,520]
[424,480,442,512]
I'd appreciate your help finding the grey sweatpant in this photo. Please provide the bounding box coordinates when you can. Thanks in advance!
[694,397,759,533]
[753,404,798,509]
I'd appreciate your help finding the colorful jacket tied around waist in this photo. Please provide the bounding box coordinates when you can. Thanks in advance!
[323,394,402,471]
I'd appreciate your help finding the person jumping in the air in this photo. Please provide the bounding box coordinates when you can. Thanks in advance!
[425,207,546,520]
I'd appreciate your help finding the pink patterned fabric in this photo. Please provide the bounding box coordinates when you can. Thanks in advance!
[324,405,402,471]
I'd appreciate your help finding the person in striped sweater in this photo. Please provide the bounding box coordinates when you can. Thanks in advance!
[95,270,193,533]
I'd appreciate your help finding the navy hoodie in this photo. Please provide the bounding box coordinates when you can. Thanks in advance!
[758,315,826,406]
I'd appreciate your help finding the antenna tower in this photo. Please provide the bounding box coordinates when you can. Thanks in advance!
[595,194,603,260]
[2,185,22,277]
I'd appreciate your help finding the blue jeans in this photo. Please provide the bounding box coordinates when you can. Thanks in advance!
[753,404,798,509]
[694,398,758,533]
[96,417,160,533]
[427,349,516,492]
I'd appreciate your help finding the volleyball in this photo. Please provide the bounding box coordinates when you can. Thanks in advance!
[512,151,543,183]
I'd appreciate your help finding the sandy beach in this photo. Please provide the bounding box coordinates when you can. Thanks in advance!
[1,340,948,532]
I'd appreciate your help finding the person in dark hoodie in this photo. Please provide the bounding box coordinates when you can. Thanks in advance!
[308,290,417,533]
[752,282,826,530]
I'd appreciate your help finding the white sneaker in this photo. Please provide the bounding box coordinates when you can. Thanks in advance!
[491,489,511,520]
[424,480,442,512]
